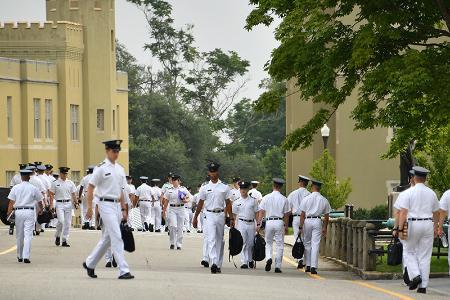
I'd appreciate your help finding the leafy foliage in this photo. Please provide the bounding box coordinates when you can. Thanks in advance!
[309,149,352,209]
[353,204,389,220]
[245,0,450,158]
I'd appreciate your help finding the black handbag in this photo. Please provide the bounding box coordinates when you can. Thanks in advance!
[37,209,52,224]
[120,222,135,252]
[387,237,403,266]
[292,234,305,259]
[252,234,266,262]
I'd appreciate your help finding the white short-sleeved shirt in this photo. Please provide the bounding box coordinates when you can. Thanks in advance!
[233,196,259,220]
[30,175,45,193]
[300,192,331,217]
[164,186,191,205]
[128,184,136,194]
[50,178,77,200]
[198,180,231,210]
[10,174,22,187]
[8,181,43,207]
[259,191,290,218]
[229,188,240,202]
[162,182,173,195]
[89,159,127,200]
[249,188,263,202]
[135,183,154,200]
[393,187,412,210]
[288,187,311,215]
[399,183,439,218]
[438,190,450,211]
[80,174,92,189]
[37,174,51,192]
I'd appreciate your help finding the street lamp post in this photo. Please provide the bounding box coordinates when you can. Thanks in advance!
[321,124,330,150]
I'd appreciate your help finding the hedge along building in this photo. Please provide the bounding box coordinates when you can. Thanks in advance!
[0,0,129,186]
[285,10,399,210]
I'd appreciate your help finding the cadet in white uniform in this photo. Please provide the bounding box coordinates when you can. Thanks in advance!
[27,165,46,235]
[135,176,153,231]
[124,176,135,227]
[184,187,194,233]
[36,164,51,231]
[439,189,450,275]
[79,166,95,230]
[149,179,163,232]
[249,181,263,203]
[229,177,241,202]
[163,174,190,249]
[193,163,233,274]
[7,169,44,263]
[83,139,134,280]
[257,178,290,273]
[398,166,439,294]
[161,173,173,232]
[8,163,27,235]
[232,181,258,269]
[287,175,310,269]
[49,167,77,247]
[299,179,331,275]
[192,184,209,267]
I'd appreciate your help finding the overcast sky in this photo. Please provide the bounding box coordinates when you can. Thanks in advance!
[0,0,279,100]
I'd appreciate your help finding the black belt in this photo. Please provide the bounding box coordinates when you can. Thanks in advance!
[408,218,432,221]
[56,200,70,203]
[140,199,152,202]
[15,207,34,210]
[292,214,301,217]
[266,217,282,221]
[306,216,321,219]
[99,198,119,203]
[239,218,254,222]
[207,209,224,213]
[170,204,184,207]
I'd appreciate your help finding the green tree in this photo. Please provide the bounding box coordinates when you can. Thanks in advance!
[245,0,450,158]
[309,149,352,209]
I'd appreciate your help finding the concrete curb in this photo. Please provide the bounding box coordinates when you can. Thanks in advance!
[284,240,450,280]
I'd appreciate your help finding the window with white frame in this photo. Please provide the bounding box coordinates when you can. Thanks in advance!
[70,104,79,141]
[45,99,53,139]
[97,109,104,131]
[34,98,41,139]
[7,96,12,139]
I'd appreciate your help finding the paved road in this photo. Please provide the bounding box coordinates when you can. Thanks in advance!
[0,226,449,300]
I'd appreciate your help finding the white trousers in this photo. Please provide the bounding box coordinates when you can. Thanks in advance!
[201,212,209,261]
[303,218,322,269]
[15,209,35,259]
[184,208,193,231]
[205,211,225,267]
[86,201,130,276]
[55,201,72,242]
[405,221,434,288]
[139,201,152,226]
[265,219,284,268]
[237,220,255,264]
[150,204,162,229]
[81,201,96,227]
[400,239,408,272]
[169,206,185,247]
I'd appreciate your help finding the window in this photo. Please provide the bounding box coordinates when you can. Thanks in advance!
[6,171,15,187]
[111,30,114,51]
[112,109,116,131]
[94,0,101,9]
[33,98,41,139]
[71,171,81,185]
[7,96,12,139]
[116,105,120,135]
[97,109,104,131]
[70,104,79,141]
[69,0,79,9]
[45,99,53,139]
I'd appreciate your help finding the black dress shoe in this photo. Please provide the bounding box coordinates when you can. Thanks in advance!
[24,259,31,264]
[211,264,218,274]
[89,226,96,230]
[83,262,97,278]
[112,257,117,268]
[144,222,149,231]
[61,241,70,247]
[197,230,202,233]
[187,230,190,233]
[55,237,60,246]
[155,229,161,232]
[96,226,101,230]
[165,227,169,232]
[305,266,311,272]
[149,224,154,232]
[105,262,112,268]
[240,264,248,269]
[297,261,305,269]
[201,260,209,268]
[9,226,14,235]
[265,259,272,272]
[118,272,135,280]
[417,288,426,294]
[217,268,221,273]
[45,224,49,228]
[311,267,318,274]
[40,229,44,233]
[82,222,89,230]
[177,247,182,250]
[248,261,254,268]
[17,258,23,263]
[35,230,40,236]
[274,268,282,273]
[409,275,422,290]
[170,245,175,250]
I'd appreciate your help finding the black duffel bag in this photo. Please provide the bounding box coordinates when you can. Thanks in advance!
[37,209,52,224]
[387,237,403,266]
[252,233,266,262]
[292,234,305,259]
[120,222,135,252]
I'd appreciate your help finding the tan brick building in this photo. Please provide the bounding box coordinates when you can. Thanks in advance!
[0,0,129,186]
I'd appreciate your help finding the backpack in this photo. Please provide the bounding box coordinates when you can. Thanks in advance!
[252,233,266,262]
[387,237,403,266]
[229,227,243,257]
[292,234,305,259]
